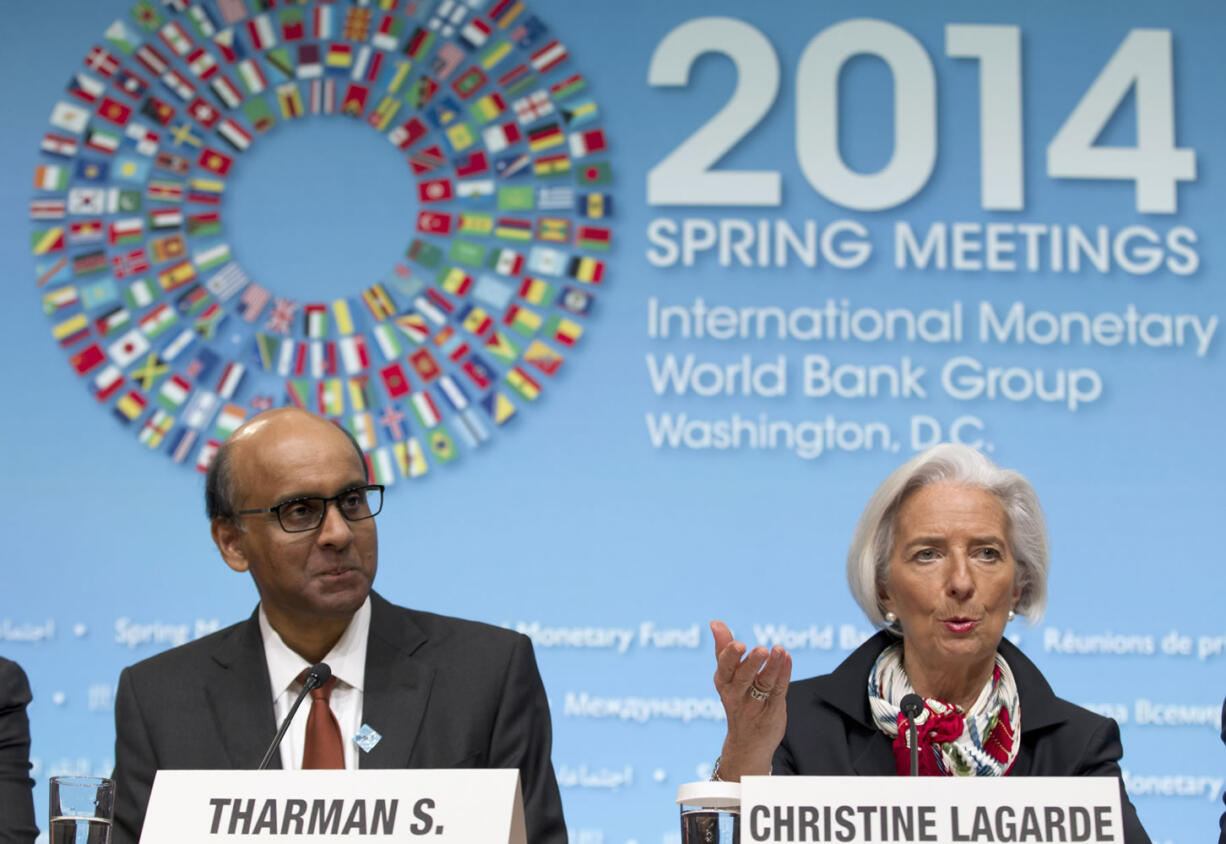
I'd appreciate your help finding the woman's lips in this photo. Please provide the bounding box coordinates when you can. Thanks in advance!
[942,618,978,633]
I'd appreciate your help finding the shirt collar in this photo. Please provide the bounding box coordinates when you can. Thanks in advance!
[258,595,371,698]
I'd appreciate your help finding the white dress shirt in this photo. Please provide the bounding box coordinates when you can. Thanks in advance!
[257,596,371,770]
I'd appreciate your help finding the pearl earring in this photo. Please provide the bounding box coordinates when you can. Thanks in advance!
[884,612,897,624]
[1007,609,1016,622]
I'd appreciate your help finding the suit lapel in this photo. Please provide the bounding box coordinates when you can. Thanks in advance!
[205,611,280,769]
[358,593,433,769]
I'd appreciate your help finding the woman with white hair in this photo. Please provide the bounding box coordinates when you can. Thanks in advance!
[710,443,1150,843]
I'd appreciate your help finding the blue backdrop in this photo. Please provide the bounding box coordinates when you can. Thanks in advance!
[1,1,1223,842]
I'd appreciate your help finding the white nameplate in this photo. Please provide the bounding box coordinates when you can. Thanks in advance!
[740,776,1123,843]
[140,769,526,844]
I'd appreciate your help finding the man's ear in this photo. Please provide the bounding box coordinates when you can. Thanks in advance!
[211,517,250,573]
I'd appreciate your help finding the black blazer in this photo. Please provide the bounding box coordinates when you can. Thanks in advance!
[112,592,565,843]
[773,631,1151,844]
[0,658,37,844]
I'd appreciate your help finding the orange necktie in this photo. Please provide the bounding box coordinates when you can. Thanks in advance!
[299,673,344,769]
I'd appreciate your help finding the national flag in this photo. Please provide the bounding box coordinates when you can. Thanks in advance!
[459,303,493,337]
[518,276,555,305]
[545,314,583,347]
[146,179,184,202]
[550,72,585,100]
[340,83,369,117]
[132,352,170,390]
[492,150,529,180]
[50,101,91,134]
[576,161,613,186]
[68,71,106,104]
[141,95,177,125]
[497,62,532,96]
[124,278,157,309]
[246,14,276,50]
[93,306,131,337]
[568,128,607,159]
[567,255,606,283]
[366,447,396,485]
[35,257,72,287]
[456,178,494,199]
[481,390,516,425]
[33,164,70,191]
[408,347,441,383]
[109,327,151,367]
[109,217,144,246]
[52,313,90,347]
[187,5,220,37]
[505,365,541,400]
[237,58,268,93]
[451,66,486,100]
[438,266,473,296]
[407,75,441,110]
[462,353,493,390]
[194,301,227,338]
[158,374,192,410]
[197,146,234,176]
[313,6,334,40]
[348,411,377,450]
[214,361,246,399]
[575,224,612,251]
[527,245,566,276]
[303,303,328,338]
[149,206,184,229]
[93,363,126,400]
[407,238,443,268]
[41,132,80,158]
[214,28,244,63]
[159,21,194,56]
[430,43,465,80]
[479,39,512,70]
[435,374,469,413]
[487,247,524,276]
[84,46,121,78]
[135,43,169,76]
[470,275,513,311]
[409,144,447,174]
[503,303,542,337]
[79,277,119,308]
[212,403,247,440]
[241,97,276,133]
[457,211,493,236]
[276,82,304,118]
[529,40,567,74]
[367,95,400,130]
[238,283,270,322]
[280,7,306,41]
[112,248,151,278]
[186,48,219,81]
[139,408,175,448]
[163,327,198,364]
[444,122,476,151]
[534,216,570,243]
[370,13,400,49]
[116,68,152,101]
[30,198,67,221]
[105,19,142,54]
[188,95,222,128]
[533,151,570,177]
[482,120,521,153]
[454,150,490,178]
[396,437,429,477]
[388,115,427,150]
[296,43,322,79]
[483,330,519,363]
[110,154,150,183]
[372,323,402,360]
[428,428,456,463]
[418,178,454,204]
[404,26,434,60]
[512,89,552,125]
[450,239,486,268]
[410,391,441,428]
[209,76,244,110]
[182,387,220,430]
[392,312,429,346]
[196,244,235,273]
[459,17,491,50]
[578,191,611,219]
[217,117,254,152]
[560,97,598,128]
[346,375,374,412]
[338,335,369,373]
[379,361,411,399]
[494,216,532,242]
[158,259,197,291]
[70,342,106,375]
[314,379,342,416]
[360,283,396,321]
[83,126,121,155]
[42,284,78,314]
[416,211,453,236]
[73,249,109,276]
[265,297,297,333]
[114,389,149,423]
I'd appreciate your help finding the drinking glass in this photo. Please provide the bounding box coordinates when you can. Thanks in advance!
[49,776,114,844]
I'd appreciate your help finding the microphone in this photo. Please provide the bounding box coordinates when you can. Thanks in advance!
[900,693,924,777]
[257,662,332,771]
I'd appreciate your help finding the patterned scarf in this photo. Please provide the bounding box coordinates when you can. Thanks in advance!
[867,642,1020,776]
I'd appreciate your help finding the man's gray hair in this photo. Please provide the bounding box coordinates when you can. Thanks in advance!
[846,443,1049,629]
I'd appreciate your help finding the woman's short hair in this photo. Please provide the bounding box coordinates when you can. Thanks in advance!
[846,443,1049,629]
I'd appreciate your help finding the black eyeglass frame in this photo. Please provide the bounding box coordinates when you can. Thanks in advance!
[235,484,385,533]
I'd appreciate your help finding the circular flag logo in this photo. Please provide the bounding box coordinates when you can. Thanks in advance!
[31,0,613,481]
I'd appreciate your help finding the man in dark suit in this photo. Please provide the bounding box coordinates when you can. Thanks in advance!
[112,408,565,843]
[0,658,38,844]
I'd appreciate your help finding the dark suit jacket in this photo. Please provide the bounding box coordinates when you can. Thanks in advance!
[0,658,37,844]
[772,631,1150,844]
[112,592,565,843]
[1219,697,1225,844]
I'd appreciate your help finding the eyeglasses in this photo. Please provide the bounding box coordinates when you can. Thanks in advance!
[236,485,385,533]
